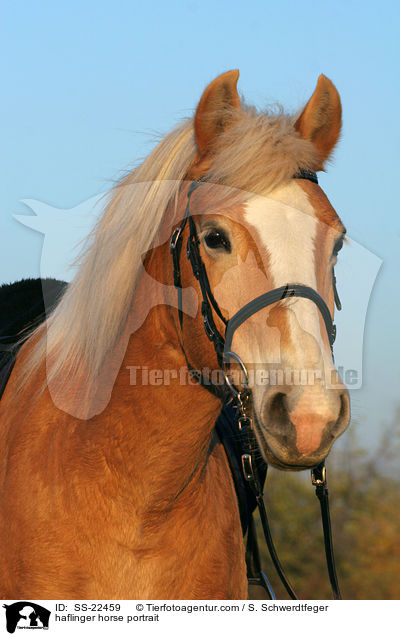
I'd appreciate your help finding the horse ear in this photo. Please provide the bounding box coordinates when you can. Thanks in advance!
[295,75,342,169]
[192,70,240,172]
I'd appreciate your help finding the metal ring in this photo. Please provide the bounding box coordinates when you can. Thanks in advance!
[311,465,327,487]
[222,350,249,398]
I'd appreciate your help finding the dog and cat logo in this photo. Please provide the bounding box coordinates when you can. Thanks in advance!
[2,603,50,633]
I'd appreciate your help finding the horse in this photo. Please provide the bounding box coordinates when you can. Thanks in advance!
[0,70,350,599]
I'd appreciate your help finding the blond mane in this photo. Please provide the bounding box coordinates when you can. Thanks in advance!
[17,102,318,402]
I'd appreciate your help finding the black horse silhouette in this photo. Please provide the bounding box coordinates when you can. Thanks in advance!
[3,602,50,633]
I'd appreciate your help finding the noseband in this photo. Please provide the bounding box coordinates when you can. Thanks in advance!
[170,173,342,600]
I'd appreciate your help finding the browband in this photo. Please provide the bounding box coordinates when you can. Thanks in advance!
[293,168,319,184]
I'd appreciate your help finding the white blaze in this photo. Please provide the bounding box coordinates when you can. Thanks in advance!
[244,182,324,367]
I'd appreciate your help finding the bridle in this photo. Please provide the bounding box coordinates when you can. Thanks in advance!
[170,172,343,600]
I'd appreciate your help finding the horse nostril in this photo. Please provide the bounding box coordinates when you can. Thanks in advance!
[333,390,351,435]
[269,392,288,421]
[341,391,350,418]
[262,390,294,445]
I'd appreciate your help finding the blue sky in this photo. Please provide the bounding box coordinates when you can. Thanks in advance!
[1,1,399,448]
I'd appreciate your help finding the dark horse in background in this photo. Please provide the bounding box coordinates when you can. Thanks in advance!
[0,279,67,388]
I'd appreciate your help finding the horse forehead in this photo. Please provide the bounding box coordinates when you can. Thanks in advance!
[241,180,342,249]
[242,181,325,291]
[243,181,320,254]
[241,178,342,219]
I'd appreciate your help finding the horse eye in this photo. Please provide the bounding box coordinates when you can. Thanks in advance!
[333,236,344,256]
[204,229,231,252]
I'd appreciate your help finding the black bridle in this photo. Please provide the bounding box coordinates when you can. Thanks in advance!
[170,172,342,600]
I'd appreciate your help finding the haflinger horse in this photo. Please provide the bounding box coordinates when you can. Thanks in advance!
[0,70,350,600]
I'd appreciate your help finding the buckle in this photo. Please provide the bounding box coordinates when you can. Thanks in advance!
[203,315,215,340]
[241,454,254,482]
[170,226,182,252]
[238,416,251,431]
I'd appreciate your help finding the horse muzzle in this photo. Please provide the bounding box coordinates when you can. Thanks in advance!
[255,383,351,469]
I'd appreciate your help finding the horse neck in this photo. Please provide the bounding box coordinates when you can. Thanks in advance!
[109,242,222,505]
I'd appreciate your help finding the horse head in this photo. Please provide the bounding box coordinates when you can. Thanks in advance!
[174,71,350,469]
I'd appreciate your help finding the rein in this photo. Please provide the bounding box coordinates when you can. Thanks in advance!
[170,173,342,600]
